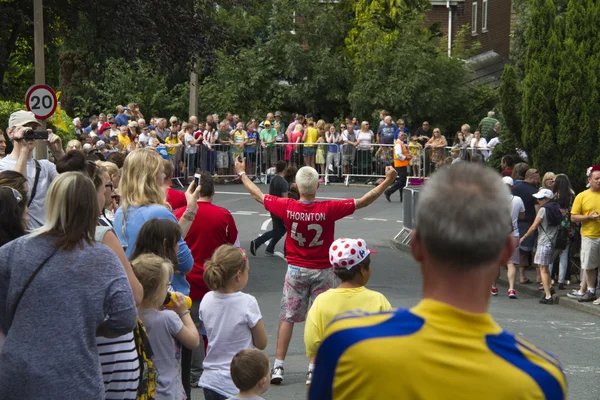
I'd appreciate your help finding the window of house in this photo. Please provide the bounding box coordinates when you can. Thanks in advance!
[482,0,488,32]
[471,2,478,34]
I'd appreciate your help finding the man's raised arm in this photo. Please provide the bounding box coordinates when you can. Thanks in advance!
[355,166,397,209]
[234,156,265,204]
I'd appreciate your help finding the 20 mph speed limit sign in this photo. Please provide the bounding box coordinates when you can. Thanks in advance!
[25,85,58,120]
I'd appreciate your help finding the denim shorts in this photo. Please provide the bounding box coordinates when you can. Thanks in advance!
[303,147,316,157]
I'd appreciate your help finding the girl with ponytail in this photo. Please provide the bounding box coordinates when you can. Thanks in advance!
[198,245,267,400]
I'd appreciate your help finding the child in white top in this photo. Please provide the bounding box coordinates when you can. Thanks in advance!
[199,245,268,400]
[133,254,200,400]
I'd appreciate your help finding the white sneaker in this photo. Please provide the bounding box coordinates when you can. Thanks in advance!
[567,290,583,299]
[271,366,284,384]
[306,369,313,386]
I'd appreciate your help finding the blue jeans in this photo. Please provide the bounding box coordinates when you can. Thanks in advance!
[550,243,569,284]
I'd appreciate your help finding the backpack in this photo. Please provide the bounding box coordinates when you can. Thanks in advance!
[542,202,562,226]
[542,201,569,250]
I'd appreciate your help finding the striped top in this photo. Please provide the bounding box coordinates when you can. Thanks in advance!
[97,334,140,399]
[95,224,140,399]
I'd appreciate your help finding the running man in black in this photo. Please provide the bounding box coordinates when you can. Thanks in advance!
[250,160,288,256]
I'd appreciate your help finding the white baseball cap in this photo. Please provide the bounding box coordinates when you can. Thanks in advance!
[9,110,41,128]
[501,176,514,186]
[532,188,554,199]
[329,238,371,269]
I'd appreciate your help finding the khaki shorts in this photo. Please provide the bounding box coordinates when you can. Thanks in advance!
[534,243,557,267]
[580,236,600,270]
[280,265,338,323]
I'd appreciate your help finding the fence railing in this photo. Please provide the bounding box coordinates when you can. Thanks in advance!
[155,138,495,186]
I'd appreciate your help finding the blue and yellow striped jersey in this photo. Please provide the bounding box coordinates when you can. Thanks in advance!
[309,299,566,400]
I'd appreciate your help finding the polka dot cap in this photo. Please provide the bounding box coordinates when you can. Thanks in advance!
[329,238,371,270]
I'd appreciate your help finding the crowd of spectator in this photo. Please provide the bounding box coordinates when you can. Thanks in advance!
[0,105,585,400]
[1,106,505,190]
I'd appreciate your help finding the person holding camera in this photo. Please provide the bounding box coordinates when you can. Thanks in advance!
[0,111,65,229]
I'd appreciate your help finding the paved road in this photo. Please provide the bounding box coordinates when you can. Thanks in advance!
[191,184,598,399]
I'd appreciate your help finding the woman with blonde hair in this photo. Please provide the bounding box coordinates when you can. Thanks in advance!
[97,161,121,223]
[114,148,201,295]
[356,121,374,175]
[542,172,556,190]
[288,122,304,167]
[0,172,138,398]
[66,139,82,151]
[426,128,448,173]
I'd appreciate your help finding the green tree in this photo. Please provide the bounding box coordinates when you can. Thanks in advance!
[347,16,493,132]
[498,65,522,142]
[198,0,352,120]
[520,0,560,168]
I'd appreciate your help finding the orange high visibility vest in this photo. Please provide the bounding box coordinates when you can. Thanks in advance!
[393,140,410,168]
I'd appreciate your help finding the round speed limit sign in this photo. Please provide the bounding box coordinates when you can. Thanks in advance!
[25,85,58,120]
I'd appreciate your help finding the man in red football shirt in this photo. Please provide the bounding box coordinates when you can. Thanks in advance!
[234,156,397,384]
[174,171,239,386]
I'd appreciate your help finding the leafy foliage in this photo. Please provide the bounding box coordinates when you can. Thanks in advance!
[0,100,26,132]
[2,0,497,139]
[71,58,188,119]
[498,0,600,190]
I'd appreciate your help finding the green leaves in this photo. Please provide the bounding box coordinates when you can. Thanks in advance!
[499,0,600,190]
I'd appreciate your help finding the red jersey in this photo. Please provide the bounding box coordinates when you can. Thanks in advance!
[166,188,187,211]
[264,195,356,269]
[174,202,239,300]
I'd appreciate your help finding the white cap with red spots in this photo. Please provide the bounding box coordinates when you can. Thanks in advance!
[329,238,371,270]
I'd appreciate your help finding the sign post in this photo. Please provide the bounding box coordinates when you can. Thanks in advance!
[25,85,57,120]
[33,0,47,160]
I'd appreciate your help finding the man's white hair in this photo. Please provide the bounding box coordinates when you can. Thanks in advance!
[296,167,319,195]
[73,117,81,125]
[488,111,496,117]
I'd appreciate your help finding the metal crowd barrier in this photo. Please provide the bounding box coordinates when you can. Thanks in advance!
[340,143,394,185]
[162,137,495,186]
[394,186,422,245]
[416,144,495,177]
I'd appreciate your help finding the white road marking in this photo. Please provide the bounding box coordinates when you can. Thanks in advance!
[343,217,354,220]
[274,251,285,260]
[261,218,272,231]
[259,213,270,217]
[230,211,259,215]
[260,218,272,246]
[363,218,388,222]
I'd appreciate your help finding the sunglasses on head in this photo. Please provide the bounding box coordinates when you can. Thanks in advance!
[0,186,23,202]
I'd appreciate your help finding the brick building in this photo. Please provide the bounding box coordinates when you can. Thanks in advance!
[425,0,512,59]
